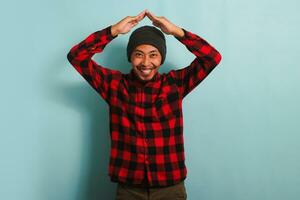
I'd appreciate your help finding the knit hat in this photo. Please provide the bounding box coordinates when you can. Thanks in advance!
[127,25,166,64]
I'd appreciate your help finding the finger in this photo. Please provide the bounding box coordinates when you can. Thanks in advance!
[131,22,138,28]
[130,19,139,25]
[127,15,139,24]
[124,16,135,23]
[136,10,146,21]
[152,21,162,27]
[137,9,146,17]
[152,21,158,26]
[146,10,157,21]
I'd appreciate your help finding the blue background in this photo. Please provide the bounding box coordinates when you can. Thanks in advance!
[1,0,299,199]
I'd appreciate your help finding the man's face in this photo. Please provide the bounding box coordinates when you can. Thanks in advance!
[131,44,162,82]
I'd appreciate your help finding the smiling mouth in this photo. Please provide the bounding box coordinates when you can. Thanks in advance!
[139,68,152,75]
[138,66,156,75]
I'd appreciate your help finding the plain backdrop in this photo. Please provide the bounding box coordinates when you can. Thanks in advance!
[1,0,299,200]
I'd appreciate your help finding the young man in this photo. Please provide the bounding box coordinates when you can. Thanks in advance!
[67,10,221,200]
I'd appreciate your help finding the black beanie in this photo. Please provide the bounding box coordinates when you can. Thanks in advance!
[127,26,166,64]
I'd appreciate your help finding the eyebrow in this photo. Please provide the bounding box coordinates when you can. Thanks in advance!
[133,49,159,54]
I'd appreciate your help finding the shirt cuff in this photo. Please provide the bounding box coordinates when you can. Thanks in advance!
[107,25,118,40]
[174,27,187,41]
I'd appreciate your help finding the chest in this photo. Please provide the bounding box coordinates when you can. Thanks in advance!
[110,77,182,122]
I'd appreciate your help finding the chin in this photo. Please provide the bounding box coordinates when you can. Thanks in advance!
[139,76,152,82]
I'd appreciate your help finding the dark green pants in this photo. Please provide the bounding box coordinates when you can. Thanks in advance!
[115,181,187,200]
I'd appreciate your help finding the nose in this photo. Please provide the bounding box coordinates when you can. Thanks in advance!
[142,55,150,66]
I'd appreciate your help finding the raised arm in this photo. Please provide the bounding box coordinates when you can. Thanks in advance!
[67,10,147,102]
[146,10,222,98]
[171,29,222,98]
[67,26,120,103]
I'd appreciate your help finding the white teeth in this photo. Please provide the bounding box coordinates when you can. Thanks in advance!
[140,69,152,75]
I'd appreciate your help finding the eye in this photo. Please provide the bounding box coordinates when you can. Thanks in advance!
[135,52,143,57]
[150,53,158,58]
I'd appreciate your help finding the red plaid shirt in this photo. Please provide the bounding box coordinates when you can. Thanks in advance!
[67,25,221,187]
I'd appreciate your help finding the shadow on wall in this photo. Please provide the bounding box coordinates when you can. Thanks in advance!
[63,83,115,200]
[66,44,130,200]
[44,42,176,200]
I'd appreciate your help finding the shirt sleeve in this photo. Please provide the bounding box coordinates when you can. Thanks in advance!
[67,25,122,103]
[168,28,222,99]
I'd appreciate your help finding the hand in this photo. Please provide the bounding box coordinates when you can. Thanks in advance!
[111,10,147,37]
[145,10,184,38]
